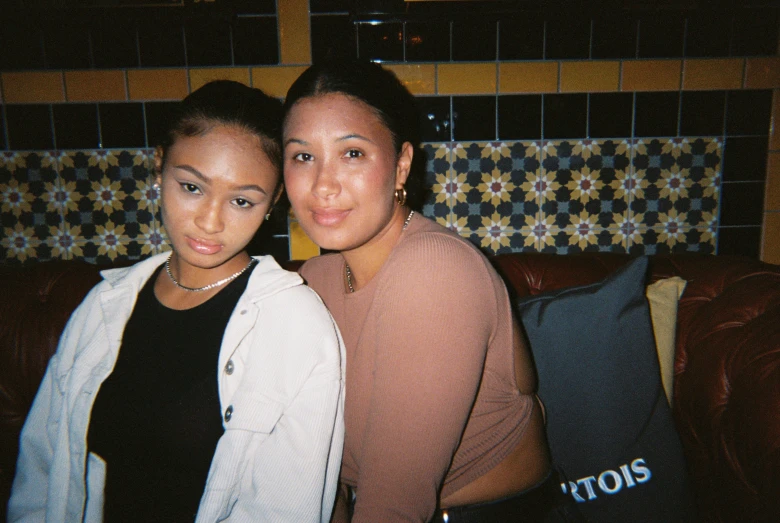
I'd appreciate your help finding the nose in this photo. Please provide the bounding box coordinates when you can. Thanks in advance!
[312,160,340,200]
[194,198,225,234]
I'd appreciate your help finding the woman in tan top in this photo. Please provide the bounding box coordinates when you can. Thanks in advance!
[282,59,582,523]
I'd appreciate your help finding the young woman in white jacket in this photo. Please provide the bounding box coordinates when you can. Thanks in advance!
[8,81,345,523]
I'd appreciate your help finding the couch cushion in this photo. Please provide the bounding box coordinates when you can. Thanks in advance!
[646,276,687,406]
[516,256,694,522]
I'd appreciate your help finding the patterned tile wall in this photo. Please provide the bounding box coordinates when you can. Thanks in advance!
[2,137,721,264]
[422,138,721,256]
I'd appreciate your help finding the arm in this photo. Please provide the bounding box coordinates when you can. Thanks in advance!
[7,354,61,522]
[352,235,498,522]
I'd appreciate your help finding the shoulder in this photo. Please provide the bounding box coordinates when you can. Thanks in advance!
[300,253,342,282]
[387,216,496,286]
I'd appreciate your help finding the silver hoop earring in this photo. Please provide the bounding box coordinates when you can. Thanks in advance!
[265,213,271,221]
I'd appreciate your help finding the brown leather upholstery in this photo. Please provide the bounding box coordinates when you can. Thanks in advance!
[1,254,778,522]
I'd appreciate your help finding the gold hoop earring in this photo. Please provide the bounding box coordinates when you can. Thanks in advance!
[395,186,407,206]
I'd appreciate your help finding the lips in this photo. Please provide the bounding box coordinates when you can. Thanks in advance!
[186,236,223,255]
[311,208,350,227]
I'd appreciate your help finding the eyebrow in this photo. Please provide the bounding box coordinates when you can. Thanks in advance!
[173,164,267,195]
[283,134,376,147]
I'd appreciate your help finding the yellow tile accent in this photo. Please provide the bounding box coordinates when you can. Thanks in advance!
[127,69,188,100]
[745,57,780,89]
[251,66,308,99]
[438,63,497,95]
[499,62,558,93]
[560,61,619,92]
[683,59,744,90]
[277,0,310,64]
[761,212,780,264]
[621,60,682,91]
[384,64,436,95]
[766,151,780,211]
[2,72,64,103]
[770,90,780,151]
[289,220,320,260]
[65,71,127,102]
[189,68,250,92]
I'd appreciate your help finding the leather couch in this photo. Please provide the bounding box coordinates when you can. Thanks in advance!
[1,253,779,522]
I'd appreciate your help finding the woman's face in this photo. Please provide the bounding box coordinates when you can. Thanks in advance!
[156,124,279,275]
[283,93,412,253]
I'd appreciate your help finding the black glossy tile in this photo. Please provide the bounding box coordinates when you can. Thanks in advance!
[634,92,679,137]
[100,103,145,148]
[92,17,138,69]
[498,15,544,60]
[358,22,403,62]
[498,95,542,140]
[43,18,92,69]
[680,91,725,136]
[716,226,761,258]
[138,18,185,67]
[684,14,731,58]
[6,105,54,150]
[452,96,496,141]
[731,9,779,56]
[233,16,279,65]
[417,96,451,142]
[545,17,590,60]
[726,90,773,136]
[231,0,277,15]
[722,136,768,182]
[591,14,637,59]
[719,182,765,226]
[544,94,587,139]
[310,0,351,13]
[638,14,685,58]
[311,14,357,63]
[1,107,7,150]
[145,102,180,149]
[53,104,99,150]
[185,16,232,66]
[0,19,45,70]
[405,21,449,62]
[589,93,633,138]
[247,234,289,264]
[452,19,496,62]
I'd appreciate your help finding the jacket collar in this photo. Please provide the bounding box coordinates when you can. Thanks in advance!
[99,252,303,304]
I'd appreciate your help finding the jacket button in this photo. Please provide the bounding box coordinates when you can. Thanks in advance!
[225,360,234,375]
[224,405,233,422]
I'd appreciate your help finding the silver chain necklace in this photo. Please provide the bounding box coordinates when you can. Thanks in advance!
[166,255,255,292]
[345,209,414,293]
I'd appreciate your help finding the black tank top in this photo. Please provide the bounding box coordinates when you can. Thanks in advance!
[87,261,255,522]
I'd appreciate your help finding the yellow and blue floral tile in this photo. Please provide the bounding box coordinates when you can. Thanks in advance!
[57,149,156,264]
[543,224,629,255]
[1,151,60,251]
[1,223,43,264]
[449,141,540,233]
[630,138,721,230]
[540,139,631,230]
[421,142,452,227]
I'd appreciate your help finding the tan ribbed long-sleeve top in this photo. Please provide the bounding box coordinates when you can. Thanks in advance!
[300,214,533,523]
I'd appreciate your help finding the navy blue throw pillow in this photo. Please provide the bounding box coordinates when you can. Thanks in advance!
[516,256,695,523]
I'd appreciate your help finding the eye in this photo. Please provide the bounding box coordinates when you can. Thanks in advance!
[232,198,254,209]
[181,182,201,194]
[345,149,363,159]
[293,152,313,162]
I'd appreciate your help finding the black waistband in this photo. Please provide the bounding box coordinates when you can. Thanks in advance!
[431,469,576,523]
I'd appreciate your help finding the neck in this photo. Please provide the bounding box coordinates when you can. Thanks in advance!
[168,251,252,290]
[342,206,411,292]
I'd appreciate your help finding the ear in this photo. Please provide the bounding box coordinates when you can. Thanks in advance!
[153,146,164,186]
[395,142,414,189]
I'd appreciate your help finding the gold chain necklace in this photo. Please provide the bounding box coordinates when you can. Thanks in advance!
[166,255,255,292]
[345,210,414,293]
